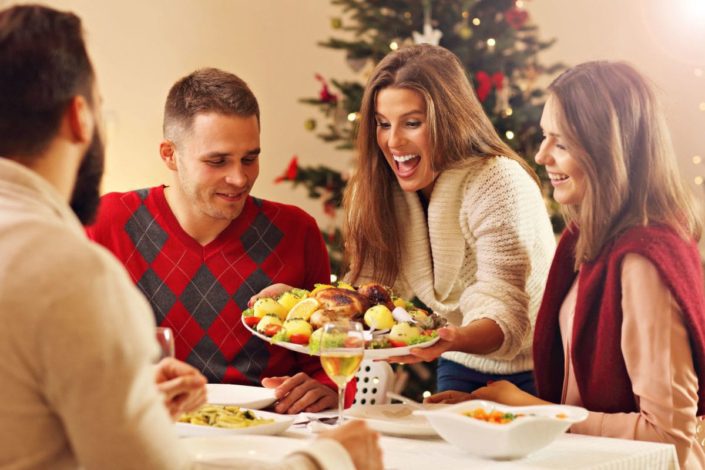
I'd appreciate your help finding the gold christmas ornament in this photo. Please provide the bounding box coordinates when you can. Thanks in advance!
[456,23,473,40]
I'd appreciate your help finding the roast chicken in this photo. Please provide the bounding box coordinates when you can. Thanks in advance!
[309,288,369,328]
[357,282,395,310]
[309,283,394,328]
[309,283,396,329]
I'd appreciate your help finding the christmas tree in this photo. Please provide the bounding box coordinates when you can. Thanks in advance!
[276,0,565,277]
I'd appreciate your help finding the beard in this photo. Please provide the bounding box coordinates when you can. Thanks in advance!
[69,128,105,225]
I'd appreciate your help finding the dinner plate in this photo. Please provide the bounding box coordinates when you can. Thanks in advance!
[175,408,294,437]
[206,383,276,409]
[243,319,440,359]
[347,404,446,437]
[182,434,305,464]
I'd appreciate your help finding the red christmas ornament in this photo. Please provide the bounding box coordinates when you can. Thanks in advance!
[475,71,492,102]
[475,71,505,102]
[274,155,299,183]
[505,7,529,30]
[315,74,338,104]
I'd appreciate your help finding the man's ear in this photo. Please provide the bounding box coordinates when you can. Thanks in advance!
[159,140,178,171]
[66,95,93,144]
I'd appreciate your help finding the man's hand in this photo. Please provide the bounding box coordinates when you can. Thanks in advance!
[320,420,383,470]
[248,283,293,308]
[469,380,549,407]
[154,357,207,420]
[385,326,457,364]
[262,372,337,414]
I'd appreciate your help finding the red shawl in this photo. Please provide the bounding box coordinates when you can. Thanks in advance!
[533,224,705,415]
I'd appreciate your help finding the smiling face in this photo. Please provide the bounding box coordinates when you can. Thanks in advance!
[168,112,260,225]
[375,87,437,198]
[535,96,587,206]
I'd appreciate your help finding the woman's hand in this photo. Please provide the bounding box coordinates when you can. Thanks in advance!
[154,357,207,420]
[248,283,294,307]
[424,390,474,404]
[425,380,551,407]
[470,380,549,407]
[385,326,458,364]
[386,318,504,365]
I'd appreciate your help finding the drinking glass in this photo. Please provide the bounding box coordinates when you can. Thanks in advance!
[320,320,365,426]
[155,326,175,360]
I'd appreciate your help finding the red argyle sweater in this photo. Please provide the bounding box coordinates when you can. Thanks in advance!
[534,224,705,415]
[87,186,354,403]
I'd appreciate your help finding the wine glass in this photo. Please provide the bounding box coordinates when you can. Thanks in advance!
[320,320,365,426]
[155,326,175,360]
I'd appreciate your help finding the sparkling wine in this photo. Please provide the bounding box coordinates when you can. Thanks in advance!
[320,320,364,426]
[320,352,364,387]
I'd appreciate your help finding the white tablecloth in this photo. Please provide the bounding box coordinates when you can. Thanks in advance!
[285,422,679,470]
[374,433,677,470]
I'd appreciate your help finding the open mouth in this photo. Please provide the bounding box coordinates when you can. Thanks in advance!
[393,154,421,177]
[548,172,569,184]
[216,190,247,202]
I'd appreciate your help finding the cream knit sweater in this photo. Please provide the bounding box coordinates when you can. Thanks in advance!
[391,156,556,374]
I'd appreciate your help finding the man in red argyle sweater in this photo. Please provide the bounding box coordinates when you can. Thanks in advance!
[87,68,350,413]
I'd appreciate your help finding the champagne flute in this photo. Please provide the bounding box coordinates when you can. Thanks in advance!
[320,320,365,426]
[155,326,175,360]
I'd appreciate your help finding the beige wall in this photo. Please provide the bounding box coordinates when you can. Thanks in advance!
[5,0,705,232]
[530,0,705,201]
[5,0,360,226]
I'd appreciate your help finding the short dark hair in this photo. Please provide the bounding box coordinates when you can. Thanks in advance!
[163,67,260,141]
[0,5,94,157]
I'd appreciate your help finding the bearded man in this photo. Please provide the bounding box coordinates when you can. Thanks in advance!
[0,5,380,469]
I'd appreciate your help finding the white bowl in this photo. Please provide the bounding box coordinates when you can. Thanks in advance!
[414,399,588,460]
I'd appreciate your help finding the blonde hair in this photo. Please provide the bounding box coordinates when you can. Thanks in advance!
[548,61,702,266]
[344,44,538,284]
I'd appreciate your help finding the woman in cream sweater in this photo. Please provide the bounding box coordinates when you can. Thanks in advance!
[343,44,556,393]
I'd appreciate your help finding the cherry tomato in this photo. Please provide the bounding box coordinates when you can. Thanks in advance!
[289,334,310,345]
[243,316,260,328]
[263,324,282,337]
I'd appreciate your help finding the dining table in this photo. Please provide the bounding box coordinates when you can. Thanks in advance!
[182,410,679,470]
[285,415,678,470]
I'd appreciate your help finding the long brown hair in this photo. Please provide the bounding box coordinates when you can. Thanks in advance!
[548,61,702,267]
[344,44,538,285]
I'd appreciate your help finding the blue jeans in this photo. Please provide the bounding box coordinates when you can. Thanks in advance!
[436,358,536,395]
